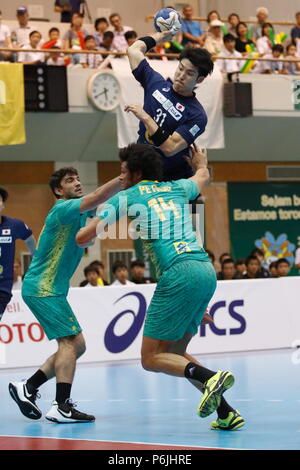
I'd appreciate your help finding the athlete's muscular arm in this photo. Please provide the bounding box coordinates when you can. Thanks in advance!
[124,104,187,156]
[79,178,120,213]
[76,217,106,247]
[127,31,173,71]
[188,144,210,192]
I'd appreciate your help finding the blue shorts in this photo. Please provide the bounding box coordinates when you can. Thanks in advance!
[144,259,217,341]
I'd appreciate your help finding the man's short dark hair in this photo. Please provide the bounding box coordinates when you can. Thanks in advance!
[85,35,95,43]
[119,144,163,181]
[94,17,108,30]
[29,30,41,38]
[0,187,8,202]
[131,259,145,269]
[219,252,231,263]
[103,31,114,39]
[90,260,104,270]
[228,13,240,21]
[222,258,235,268]
[112,260,128,274]
[276,258,290,267]
[49,167,78,199]
[125,30,137,41]
[49,27,59,34]
[179,48,214,78]
[84,265,99,277]
[245,255,259,266]
[272,44,284,54]
[223,33,236,43]
[235,258,245,267]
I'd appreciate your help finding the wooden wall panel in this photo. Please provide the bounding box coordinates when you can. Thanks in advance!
[210,161,300,182]
[0,162,54,184]
[202,184,230,262]
[98,162,120,185]
[2,185,54,263]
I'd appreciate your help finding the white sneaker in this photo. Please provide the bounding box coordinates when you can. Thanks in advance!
[45,399,95,423]
[9,381,42,420]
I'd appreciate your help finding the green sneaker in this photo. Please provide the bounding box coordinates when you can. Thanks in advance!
[211,410,245,431]
[197,370,235,418]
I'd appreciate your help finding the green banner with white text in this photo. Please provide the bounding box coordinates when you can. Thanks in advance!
[228,182,300,273]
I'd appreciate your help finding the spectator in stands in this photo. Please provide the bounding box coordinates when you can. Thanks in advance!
[207,10,221,26]
[269,261,278,277]
[234,259,246,279]
[90,260,108,286]
[219,252,231,264]
[235,22,254,54]
[252,7,270,42]
[11,6,34,47]
[217,258,236,280]
[218,33,243,74]
[243,255,263,279]
[80,35,102,69]
[54,0,84,23]
[251,248,270,277]
[63,12,88,50]
[46,46,66,65]
[125,30,138,47]
[256,23,274,56]
[42,27,63,49]
[203,19,224,55]
[98,31,116,53]
[12,259,23,290]
[0,10,13,61]
[291,12,300,42]
[284,43,300,74]
[109,13,133,52]
[254,44,286,74]
[276,258,291,277]
[181,4,205,47]
[94,17,109,47]
[130,260,155,284]
[295,242,300,274]
[227,13,240,37]
[18,30,45,64]
[83,265,102,287]
[111,261,135,286]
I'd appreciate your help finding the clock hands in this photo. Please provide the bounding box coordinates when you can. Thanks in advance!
[95,87,109,101]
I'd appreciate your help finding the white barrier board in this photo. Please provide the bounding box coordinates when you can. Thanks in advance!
[0,277,299,369]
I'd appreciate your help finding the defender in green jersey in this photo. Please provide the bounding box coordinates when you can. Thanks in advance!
[77,144,244,430]
[9,166,120,424]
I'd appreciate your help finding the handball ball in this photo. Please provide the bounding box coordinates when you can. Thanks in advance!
[154,8,182,34]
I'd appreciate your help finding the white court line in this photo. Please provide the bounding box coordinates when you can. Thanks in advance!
[107,399,126,402]
[139,398,157,402]
[266,399,284,402]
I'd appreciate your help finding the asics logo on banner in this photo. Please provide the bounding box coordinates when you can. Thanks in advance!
[0,81,6,105]
[0,237,12,243]
[152,90,182,120]
[104,292,147,353]
[200,300,246,337]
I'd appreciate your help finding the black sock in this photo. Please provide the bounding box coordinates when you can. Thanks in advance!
[56,383,72,405]
[217,397,235,419]
[184,362,216,384]
[26,370,48,394]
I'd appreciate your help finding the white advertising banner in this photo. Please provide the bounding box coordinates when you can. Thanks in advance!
[0,277,299,369]
[110,58,225,149]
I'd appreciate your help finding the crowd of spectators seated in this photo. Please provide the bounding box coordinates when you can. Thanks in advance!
[206,248,295,280]
[79,259,155,287]
[0,5,300,73]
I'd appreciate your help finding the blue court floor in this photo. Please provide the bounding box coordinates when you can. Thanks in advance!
[0,349,300,450]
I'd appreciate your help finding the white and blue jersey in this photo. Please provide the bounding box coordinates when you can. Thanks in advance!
[0,216,32,294]
[132,59,207,181]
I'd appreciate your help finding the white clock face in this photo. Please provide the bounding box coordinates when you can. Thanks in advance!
[88,71,121,111]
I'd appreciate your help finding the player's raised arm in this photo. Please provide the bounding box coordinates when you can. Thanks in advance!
[79,177,120,213]
[127,31,173,71]
[188,144,210,192]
